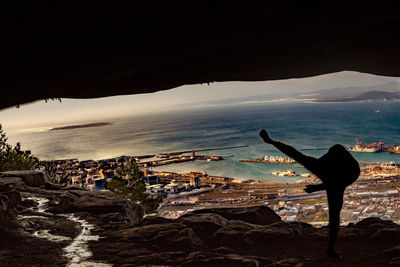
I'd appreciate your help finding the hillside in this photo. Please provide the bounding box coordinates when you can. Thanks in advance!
[316,90,400,102]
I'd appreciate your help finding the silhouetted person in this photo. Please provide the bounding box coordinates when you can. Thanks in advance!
[259,129,360,258]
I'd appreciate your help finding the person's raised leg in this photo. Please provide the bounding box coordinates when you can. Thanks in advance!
[260,129,321,175]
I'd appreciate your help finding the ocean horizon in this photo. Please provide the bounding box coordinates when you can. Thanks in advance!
[5,101,400,182]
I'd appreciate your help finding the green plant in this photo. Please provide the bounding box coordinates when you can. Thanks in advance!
[106,160,162,214]
[116,159,143,186]
[0,125,38,172]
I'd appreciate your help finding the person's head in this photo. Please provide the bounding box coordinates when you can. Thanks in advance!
[319,144,360,186]
[328,144,347,153]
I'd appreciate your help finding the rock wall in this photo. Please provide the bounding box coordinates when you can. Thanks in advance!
[2,3,400,109]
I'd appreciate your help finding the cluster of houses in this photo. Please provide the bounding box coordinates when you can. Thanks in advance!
[39,157,209,195]
[39,157,400,225]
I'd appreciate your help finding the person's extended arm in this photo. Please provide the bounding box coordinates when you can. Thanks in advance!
[304,183,326,194]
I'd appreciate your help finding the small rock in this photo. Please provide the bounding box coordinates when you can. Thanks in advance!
[213,228,243,248]
[370,228,400,243]
[125,201,144,225]
[169,228,204,249]
[186,206,281,225]
[383,245,400,258]
[244,224,298,246]
[182,254,259,267]
[389,257,400,266]
[58,197,73,210]
[44,182,61,190]
[178,213,228,240]
[185,251,210,261]
[141,215,172,225]
[356,217,397,229]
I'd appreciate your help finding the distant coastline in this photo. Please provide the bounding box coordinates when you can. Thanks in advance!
[50,122,113,131]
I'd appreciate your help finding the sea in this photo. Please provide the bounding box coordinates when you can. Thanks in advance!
[5,101,400,183]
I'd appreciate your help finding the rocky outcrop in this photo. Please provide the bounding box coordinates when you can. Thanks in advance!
[184,206,282,225]
[1,172,400,266]
[2,3,400,109]
[88,207,400,266]
[0,184,21,223]
[48,190,144,226]
[1,170,47,187]
[0,174,143,266]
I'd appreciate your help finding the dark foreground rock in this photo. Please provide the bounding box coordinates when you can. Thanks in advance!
[1,173,400,266]
[0,174,142,266]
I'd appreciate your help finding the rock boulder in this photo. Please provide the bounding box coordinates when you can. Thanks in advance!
[1,170,48,187]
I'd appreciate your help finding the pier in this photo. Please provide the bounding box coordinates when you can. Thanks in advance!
[132,145,248,166]
[157,145,249,156]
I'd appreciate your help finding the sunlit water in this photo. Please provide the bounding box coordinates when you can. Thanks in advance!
[7,101,400,182]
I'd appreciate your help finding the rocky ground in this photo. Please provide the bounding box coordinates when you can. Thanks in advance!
[1,171,400,266]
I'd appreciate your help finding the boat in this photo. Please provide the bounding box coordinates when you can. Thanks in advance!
[375,110,381,114]
[239,155,296,164]
[348,137,384,153]
[271,169,299,176]
[387,145,400,154]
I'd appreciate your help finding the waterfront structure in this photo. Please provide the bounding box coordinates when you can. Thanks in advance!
[142,175,159,185]
[189,173,200,188]
[349,137,385,152]
[240,155,296,164]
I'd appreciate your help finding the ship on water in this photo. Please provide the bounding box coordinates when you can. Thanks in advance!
[271,169,299,177]
[348,137,385,153]
[387,145,400,154]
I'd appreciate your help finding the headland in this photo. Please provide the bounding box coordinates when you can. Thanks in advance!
[50,122,113,131]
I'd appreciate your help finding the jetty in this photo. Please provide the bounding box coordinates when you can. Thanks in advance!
[158,145,249,156]
[134,146,248,167]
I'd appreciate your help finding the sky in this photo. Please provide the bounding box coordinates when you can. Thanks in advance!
[1,71,400,130]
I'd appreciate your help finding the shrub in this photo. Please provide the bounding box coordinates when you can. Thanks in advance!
[106,160,162,214]
[0,125,38,172]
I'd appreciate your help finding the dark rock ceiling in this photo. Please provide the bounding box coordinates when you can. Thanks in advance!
[2,2,400,110]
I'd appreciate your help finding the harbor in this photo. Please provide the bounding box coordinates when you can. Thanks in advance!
[41,154,400,226]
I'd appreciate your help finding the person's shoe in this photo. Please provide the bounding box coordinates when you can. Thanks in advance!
[327,249,342,259]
